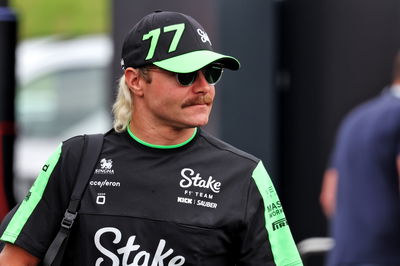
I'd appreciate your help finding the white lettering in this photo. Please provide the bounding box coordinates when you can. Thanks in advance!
[169,256,185,266]
[196,200,218,209]
[94,227,186,266]
[177,197,192,204]
[117,236,140,265]
[95,169,115,175]
[184,190,193,196]
[133,251,150,266]
[194,192,214,200]
[179,168,194,188]
[180,168,221,193]
[90,180,121,188]
[150,239,173,266]
[94,227,121,266]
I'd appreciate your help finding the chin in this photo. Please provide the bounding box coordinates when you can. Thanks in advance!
[187,118,209,127]
[182,111,210,127]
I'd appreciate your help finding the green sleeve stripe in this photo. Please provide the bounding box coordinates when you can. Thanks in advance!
[0,144,62,243]
[252,161,303,266]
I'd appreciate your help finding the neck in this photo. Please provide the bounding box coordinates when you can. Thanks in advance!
[129,119,197,146]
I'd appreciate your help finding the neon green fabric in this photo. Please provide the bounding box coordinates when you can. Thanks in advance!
[0,144,62,243]
[154,50,240,73]
[252,161,303,266]
[127,126,197,149]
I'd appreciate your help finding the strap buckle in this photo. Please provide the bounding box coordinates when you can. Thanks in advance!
[61,210,77,229]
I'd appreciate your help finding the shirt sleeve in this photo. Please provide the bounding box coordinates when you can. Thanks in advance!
[237,161,303,266]
[0,136,84,258]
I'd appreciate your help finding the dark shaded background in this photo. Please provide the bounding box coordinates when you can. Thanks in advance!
[112,0,400,248]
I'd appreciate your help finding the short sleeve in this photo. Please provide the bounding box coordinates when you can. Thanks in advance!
[237,161,303,266]
[0,135,84,258]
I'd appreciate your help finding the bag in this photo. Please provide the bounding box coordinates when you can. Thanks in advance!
[42,134,104,266]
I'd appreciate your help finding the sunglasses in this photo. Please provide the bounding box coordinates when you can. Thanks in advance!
[147,64,224,86]
[176,64,224,86]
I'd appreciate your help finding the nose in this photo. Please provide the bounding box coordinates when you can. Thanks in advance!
[192,70,212,94]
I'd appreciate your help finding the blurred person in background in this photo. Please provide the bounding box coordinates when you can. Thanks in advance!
[320,50,400,266]
[0,11,303,265]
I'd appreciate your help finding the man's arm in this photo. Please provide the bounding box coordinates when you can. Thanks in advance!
[0,243,40,266]
[238,161,303,265]
[319,168,338,218]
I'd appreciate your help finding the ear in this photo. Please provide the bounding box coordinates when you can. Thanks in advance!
[125,67,144,97]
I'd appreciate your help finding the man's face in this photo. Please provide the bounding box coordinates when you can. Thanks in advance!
[138,67,216,130]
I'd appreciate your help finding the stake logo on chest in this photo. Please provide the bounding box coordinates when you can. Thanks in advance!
[176,168,221,209]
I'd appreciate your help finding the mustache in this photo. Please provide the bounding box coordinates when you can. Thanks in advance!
[182,94,213,108]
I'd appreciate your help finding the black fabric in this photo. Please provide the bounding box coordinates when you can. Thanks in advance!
[122,11,212,68]
[0,129,302,265]
[121,11,239,71]
[0,203,20,252]
[42,134,104,266]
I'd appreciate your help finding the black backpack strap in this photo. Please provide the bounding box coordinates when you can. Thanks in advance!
[42,133,104,266]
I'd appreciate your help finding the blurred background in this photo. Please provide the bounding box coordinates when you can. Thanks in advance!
[1,0,400,265]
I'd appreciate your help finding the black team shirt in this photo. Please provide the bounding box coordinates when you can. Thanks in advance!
[0,128,302,266]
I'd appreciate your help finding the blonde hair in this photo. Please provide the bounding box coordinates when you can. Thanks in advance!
[112,75,132,133]
[112,68,152,133]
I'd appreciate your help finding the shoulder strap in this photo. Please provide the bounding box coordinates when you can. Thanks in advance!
[66,133,104,214]
[42,134,104,266]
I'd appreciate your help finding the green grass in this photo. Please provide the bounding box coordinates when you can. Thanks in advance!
[10,0,110,40]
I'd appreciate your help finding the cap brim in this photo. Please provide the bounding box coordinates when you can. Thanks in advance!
[153,50,240,73]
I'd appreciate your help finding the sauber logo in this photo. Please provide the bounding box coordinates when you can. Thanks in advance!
[94,227,185,266]
[179,168,221,193]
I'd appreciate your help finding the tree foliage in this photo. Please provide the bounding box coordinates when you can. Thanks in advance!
[10,0,110,40]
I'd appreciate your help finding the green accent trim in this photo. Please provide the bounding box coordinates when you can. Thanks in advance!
[127,126,197,149]
[252,161,303,266]
[164,23,185,53]
[143,28,161,60]
[153,50,240,73]
[0,144,62,243]
[143,23,185,60]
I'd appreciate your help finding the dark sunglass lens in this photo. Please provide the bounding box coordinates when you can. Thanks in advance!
[203,65,223,85]
[176,72,197,86]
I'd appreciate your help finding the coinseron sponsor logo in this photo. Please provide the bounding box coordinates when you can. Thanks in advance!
[90,179,120,188]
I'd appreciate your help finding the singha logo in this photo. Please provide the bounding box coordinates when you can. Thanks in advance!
[95,158,114,175]
[100,158,113,170]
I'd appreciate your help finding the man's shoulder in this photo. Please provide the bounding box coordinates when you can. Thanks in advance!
[60,130,112,157]
[342,91,399,128]
[62,129,112,147]
[198,130,259,164]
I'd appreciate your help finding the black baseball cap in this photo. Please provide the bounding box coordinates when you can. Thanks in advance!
[121,10,240,73]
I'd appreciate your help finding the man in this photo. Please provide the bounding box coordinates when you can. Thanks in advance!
[0,11,302,265]
[320,50,400,265]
